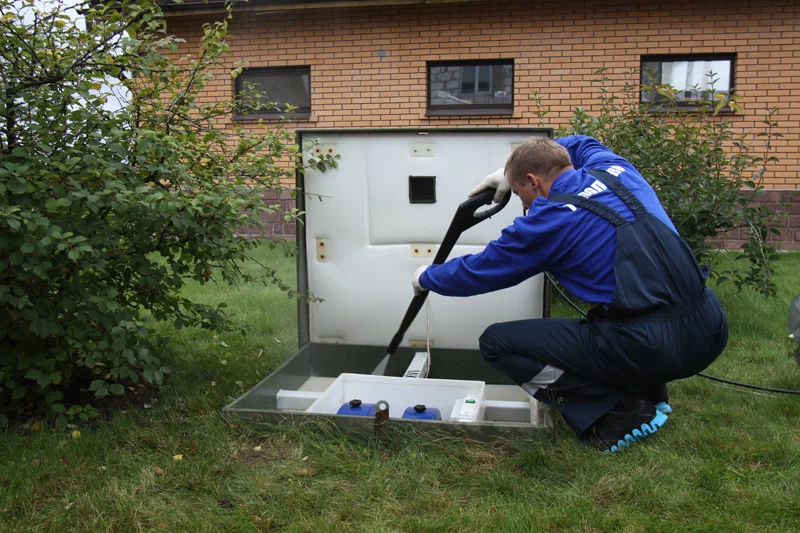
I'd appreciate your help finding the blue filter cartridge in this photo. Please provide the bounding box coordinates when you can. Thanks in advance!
[402,404,442,421]
[337,399,377,417]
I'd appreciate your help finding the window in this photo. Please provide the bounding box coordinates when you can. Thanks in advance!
[427,60,513,116]
[234,66,311,119]
[641,54,735,109]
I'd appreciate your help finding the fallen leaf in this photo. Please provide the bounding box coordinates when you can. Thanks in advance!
[31,459,40,467]
[143,404,152,409]
[302,456,308,461]
[154,466,164,475]
[173,454,183,462]
[211,381,216,387]
[31,422,41,432]
[71,430,81,440]
[218,497,233,508]
[253,446,262,451]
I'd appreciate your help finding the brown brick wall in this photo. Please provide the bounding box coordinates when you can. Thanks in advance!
[723,191,800,250]
[236,191,298,240]
[165,0,800,245]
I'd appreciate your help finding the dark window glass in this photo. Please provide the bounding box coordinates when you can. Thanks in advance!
[477,65,491,92]
[428,61,513,115]
[461,66,476,94]
[234,66,311,118]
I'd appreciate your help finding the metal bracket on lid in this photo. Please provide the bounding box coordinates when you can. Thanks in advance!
[410,244,435,258]
[316,239,329,262]
[410,143,435,157]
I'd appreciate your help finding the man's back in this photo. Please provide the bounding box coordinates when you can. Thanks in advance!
[419,135,681,304]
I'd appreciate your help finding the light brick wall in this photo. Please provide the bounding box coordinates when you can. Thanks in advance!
[165,0,800,243]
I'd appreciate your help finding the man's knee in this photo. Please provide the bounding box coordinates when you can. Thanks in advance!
[479,323,504,362]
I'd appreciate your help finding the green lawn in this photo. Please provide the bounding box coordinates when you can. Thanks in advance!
[2,246,800,532]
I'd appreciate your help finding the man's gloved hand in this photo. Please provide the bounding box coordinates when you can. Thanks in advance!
[412,265,429,296]
[469,167,510,204]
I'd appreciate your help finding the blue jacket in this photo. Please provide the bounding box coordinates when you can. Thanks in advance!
[419,135,678,304]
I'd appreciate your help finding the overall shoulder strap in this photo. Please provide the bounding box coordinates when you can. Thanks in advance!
[548,193,628,227]
[588,168,648,218]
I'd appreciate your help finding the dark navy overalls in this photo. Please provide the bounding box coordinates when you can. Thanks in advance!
[479,170,729,434]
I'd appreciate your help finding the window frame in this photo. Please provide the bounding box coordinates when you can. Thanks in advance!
[640,53,736,112]
[233,66,312,121]
[426,59,514,116]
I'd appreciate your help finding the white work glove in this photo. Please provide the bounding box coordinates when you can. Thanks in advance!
[469,167,510,204]
[412,265,429,296]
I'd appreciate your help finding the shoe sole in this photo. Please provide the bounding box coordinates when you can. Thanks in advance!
[655,402,672,415]
[605,410,668,453]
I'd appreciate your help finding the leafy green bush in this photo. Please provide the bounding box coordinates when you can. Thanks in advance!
[531,68,783,297]
[0,0,335,424]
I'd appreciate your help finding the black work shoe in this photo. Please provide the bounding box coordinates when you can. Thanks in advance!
[630,384,672,415]
[646,383,672,414]
[580,395,668,453]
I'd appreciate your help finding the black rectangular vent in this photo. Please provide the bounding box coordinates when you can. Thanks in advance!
[409,176,436,204]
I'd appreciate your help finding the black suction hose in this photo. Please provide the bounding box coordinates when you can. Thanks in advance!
[385,188,512,357]
[693,373,800,395]
[544,272,800,396]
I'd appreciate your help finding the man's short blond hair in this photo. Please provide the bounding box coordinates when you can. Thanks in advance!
[505,138,572,183]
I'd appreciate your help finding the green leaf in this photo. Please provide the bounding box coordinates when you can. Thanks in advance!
[12,386,28,400]
[89,379,105,391]
[112,336,127,352]
[25,369,44,380]
[46,390,64,405]
[7,180,26,194]
[109,384,125,396]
